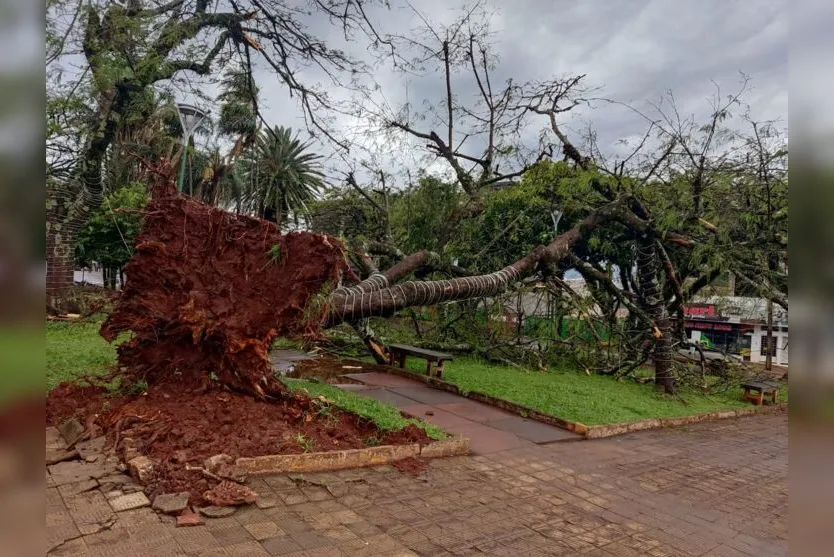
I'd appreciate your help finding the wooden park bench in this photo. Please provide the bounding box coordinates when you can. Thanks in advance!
[387,344,454,378]
[741,380,780,406]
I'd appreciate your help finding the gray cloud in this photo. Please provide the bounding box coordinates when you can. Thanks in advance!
[249,0,788,184]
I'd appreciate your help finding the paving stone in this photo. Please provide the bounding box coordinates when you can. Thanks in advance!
[46,426,66,448]
[47,448,80,465]
[76,436,107,459]
[127,455,156,483]
[433,401,517,423]
[261,535,302,555]
[44,410,786,557]
[48,460,109,486]
[59,418,85,447]
[200,506,238,518]
[108,492,151,512]
[332,383,369,392]
[149,492,190,515]
[352,387,422,408]
[255,495,279,509]
[244,521,282,541]
[442,422,531,455]
[390,386,469,405]
[340,372,422,387]
[57,479,99,498]
[486,416,580,444]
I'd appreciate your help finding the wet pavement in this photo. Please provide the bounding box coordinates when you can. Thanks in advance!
[47,412,787,556]
[337,372,580,454]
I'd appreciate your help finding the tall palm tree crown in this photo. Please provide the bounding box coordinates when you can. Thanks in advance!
[241,126,326,226]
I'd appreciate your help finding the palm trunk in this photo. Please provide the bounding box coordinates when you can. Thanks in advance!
[636,236,676,394]
[326,197,631,326]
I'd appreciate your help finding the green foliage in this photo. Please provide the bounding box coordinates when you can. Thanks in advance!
[267,243,284,264]
[282,378,448,439]
[294,433,316,453]
[307,191,387,240]
[75,182,148,270]
[237,126,325,223]
[390,175,462,253]
[217,67,259,138]
[46,320,126,391]
[436,357,759,425]
[449,161,622,272]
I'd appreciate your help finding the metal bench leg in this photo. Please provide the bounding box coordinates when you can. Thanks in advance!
[426,360,433,376]
[757,391,764,406]
[436,360,445,379]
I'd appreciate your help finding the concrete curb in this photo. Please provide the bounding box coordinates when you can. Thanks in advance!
[235,437,471,475]
[380,366,788,439]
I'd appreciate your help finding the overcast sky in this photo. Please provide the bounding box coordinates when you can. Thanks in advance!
[41,0,791,185]
[237,0,788,184]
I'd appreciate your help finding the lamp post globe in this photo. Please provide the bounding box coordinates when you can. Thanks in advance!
[175,103,208,194]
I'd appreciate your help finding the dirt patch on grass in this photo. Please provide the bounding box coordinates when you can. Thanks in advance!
[46,382,430,506]
[289,357,397,383]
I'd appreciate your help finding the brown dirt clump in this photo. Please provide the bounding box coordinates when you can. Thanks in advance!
[45,381,431,506]
[392,456,430,476]
[100,192,350,397]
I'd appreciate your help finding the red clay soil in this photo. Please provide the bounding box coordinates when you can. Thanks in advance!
[100,189,351,398]
[46,382,430,505]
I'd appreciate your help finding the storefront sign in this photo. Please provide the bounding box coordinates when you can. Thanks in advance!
[684,304,718,317]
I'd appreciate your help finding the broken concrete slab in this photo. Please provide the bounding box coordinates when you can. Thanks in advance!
[127,455,156,484]
[108,492,151,512]
[57,479,99,498]
[46,448,79,465]
[202,481,258,506]
[76,436,107,460]
[46,426,66,450]
[97,474,134,492]
[59,418,85,448]
[198,505,237,518]
[152,492,190,515]
[176,512,205,527]
[48,460,110,486]
[255,495,278,509]
[204,453,233,473]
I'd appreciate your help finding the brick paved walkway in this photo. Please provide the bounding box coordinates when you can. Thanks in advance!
[47,412,787,557]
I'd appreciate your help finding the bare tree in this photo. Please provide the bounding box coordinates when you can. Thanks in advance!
[46,0,392,297]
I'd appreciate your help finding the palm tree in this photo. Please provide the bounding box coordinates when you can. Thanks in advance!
[240,126,326,227]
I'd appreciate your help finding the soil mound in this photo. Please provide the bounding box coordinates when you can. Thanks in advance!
[46,382,431,505]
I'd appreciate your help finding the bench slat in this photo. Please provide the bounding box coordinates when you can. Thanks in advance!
[741,381,778,392]
[388,343,454,361]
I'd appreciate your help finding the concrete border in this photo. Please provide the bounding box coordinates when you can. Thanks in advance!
[236,437,470,475]
[379,365,788,439]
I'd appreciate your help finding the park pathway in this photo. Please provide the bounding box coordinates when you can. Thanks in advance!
[47,411,787,556]
[336,371,580,454]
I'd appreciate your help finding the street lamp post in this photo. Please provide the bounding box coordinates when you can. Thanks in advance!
[175,103,208,194]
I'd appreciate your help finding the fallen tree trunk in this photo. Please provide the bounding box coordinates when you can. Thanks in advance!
[102,184,634,399]
[324,196,634,325]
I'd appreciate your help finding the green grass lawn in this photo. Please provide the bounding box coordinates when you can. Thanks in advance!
[0,327,45,404]
[282,378,447,440]
[405,357,783,426]
[45,320,448,440]
[46,320,121,391]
